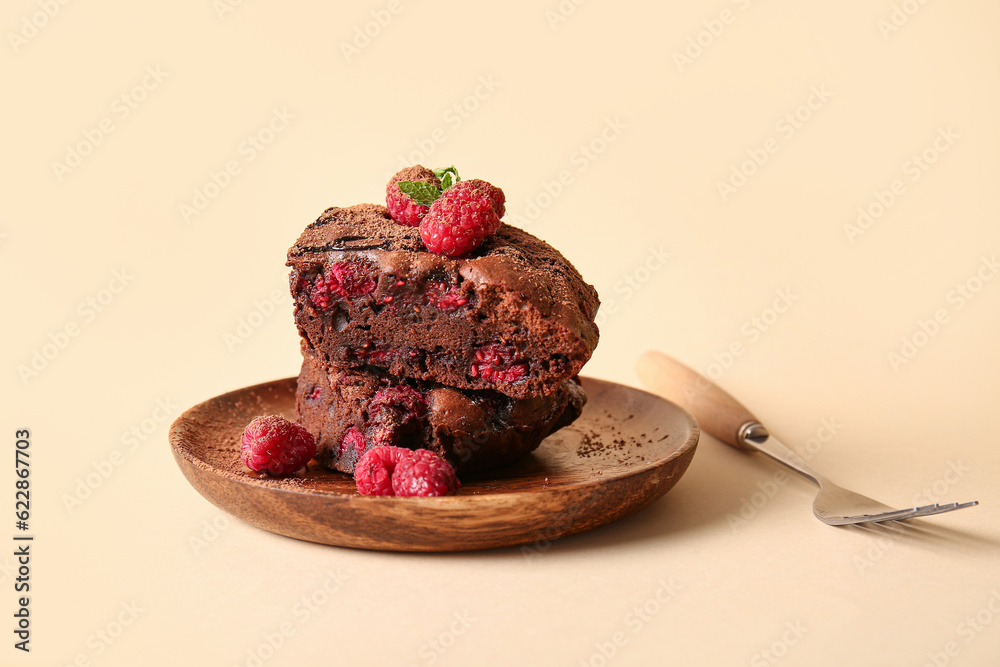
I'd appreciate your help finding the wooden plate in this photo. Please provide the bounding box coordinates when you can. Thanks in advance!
[169,376,699,552]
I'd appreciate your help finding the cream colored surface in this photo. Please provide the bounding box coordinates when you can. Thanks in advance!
[4,1,999,665]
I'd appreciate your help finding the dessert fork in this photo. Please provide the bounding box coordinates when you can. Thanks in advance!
[637,351,979,526]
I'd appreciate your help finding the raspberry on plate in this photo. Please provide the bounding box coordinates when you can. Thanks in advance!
[386,165,441,226]
[420,180,504,257]
[240,415,316,475]
[355,446,409,496]
[391,449,461,497]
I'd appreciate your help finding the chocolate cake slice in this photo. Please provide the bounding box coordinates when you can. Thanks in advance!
[287,204,600,399]
[295,348,586,474]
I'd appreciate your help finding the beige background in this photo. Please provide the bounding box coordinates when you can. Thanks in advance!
[4,0,999,665]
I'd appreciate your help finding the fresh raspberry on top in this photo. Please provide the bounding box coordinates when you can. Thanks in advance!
[420,180,504,257]
[391,449,461,497]
[355,446,409,496]
[386,165,441,226]
[240,415,316,475]
[464,179,506,218]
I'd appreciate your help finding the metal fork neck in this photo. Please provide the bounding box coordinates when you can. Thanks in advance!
[739,421,770,445]
[737,421,825,486]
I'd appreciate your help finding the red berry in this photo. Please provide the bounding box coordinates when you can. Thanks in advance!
[337,426,367,459]
[350,343,392,364]
[391,449,460,497]
[465,179,505,218]
[355,446,410,496]
[240,415,316,475]
[367,425,401,449]
[425,281,469,312]
[469,343,528,383]
[309,260,377,309]
[386,166,441,226]
[420,180,503,257]
[368,385,427,426]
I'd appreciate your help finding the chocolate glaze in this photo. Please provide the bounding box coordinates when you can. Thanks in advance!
[287,204,600,398]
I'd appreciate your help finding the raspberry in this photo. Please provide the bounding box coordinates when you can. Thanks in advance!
[368,385,427,426]
[420,180,503,257]
[350,343,392,364]
[469,343,528,383]
[337,426,367,459]
[240,415,316,475]
[367,425,400,449]
[306,385,322,401]
[425,280,469,312]
[309,260,377,309]
[465,179,505,218]
[386,166,441,226]
[391,449,461,497]
[355,446,409,496]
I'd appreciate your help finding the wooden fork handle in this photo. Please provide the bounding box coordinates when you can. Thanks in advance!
[636,351,761,450]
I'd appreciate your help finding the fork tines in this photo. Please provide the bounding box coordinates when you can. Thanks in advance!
[849,500,980,523]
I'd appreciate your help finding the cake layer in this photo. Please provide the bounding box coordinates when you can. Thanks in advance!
[295,348,586,475]
[287,204,600,399]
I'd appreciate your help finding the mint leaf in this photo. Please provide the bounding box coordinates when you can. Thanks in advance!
[398,181,442,206]
[433,166,460,191]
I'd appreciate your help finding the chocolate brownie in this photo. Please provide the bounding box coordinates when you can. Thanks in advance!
[295,348,586,474]
[287,204,600,399]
